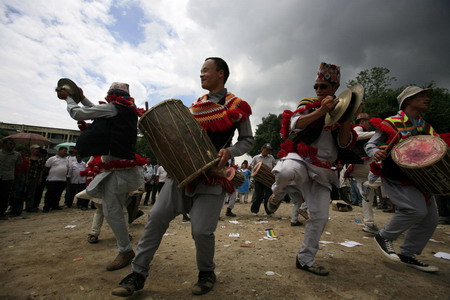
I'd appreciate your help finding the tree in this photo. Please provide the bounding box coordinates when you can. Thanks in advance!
[347,67,397,100]
[135,136,157,163]
[249,113,283,157]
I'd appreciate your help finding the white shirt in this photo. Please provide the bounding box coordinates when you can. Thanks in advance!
[45,155,69,182]
[68,161,87,184]
[156,166,168,183]
[250,153,276,169]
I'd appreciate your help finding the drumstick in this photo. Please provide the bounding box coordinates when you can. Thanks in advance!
[385,131,402,155]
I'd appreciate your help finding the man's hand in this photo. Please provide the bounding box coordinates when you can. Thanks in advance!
[57,89,69,100]
[373,149,387,162]
[217,148,231,169]
[318,96,339,113]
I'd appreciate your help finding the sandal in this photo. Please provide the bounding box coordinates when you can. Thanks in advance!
[87,234,99,244]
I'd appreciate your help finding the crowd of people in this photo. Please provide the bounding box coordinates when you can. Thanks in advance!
[1,58,449,297]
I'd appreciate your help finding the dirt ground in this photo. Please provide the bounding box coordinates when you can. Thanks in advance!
[1,194,449,300]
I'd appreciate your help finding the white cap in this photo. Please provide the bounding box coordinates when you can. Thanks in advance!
[397,86,431,109]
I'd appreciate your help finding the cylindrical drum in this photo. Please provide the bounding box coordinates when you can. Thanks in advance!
[138,99,220,188]
[251,161,275,188]
[391,135,450,195]
[229,168,245,188]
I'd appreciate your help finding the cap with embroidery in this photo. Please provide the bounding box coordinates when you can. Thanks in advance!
[316,62,340,84]
[108,82,130,96]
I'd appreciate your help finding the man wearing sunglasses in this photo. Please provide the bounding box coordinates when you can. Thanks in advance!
[268,62,354,276]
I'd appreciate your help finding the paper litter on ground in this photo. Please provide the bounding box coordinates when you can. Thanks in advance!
[64,225,77,229]
[229,233,240,238]
[338,240,363,247]
[254,220,268,224]
[229,220,240,224]
[319,240,334,244]
[429,238,444,244]
[434,252,450,260]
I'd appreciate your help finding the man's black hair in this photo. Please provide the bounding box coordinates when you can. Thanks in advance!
[205,57,230,83]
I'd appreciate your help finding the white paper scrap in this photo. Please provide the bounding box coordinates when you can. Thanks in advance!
[254,221,269,224]
[64,225,77,229]
[229,220,240,224]
[320,241,334,244]
[229,233,240,238]
[434,252,450,260]
[338,240,363,247]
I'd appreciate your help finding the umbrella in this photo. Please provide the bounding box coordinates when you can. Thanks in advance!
[55,142,76,150]
[4,132,50,147]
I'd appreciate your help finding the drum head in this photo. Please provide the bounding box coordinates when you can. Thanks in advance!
[392,135,447,168]
[251,161,263,177]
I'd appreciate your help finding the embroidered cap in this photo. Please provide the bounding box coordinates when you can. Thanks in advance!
[316,62,340,84]
[108,82,130,96]
[397,86,432,109]
[262,143,272,150]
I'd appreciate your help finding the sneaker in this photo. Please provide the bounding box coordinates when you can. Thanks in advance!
[362,224,379,234]
[297,208,309,220]
[267,195,282,213]
[111,272,146,297]
[295,257,329,276]
[398,254,439,273]
[192,271,216,295]
[106,250,135,271]
[374,234,400,261]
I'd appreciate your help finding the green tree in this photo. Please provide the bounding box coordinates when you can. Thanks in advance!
[136,136,157,163]
[249,113,283,157]
[422,83,450,133]
[347,67,397,100]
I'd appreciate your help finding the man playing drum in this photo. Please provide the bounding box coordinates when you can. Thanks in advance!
[365,86,439,272]
[267,62,355,276]
[112,57,254,297]
[250,143,276,215]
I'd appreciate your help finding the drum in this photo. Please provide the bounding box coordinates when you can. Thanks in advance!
[391,135,450,195]
[138,99,220,188]
[229,168,245,187]
[251,161,275,188]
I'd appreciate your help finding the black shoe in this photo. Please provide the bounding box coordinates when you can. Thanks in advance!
[290,220,303,226]
[42,208,50,213]
[295,257,329,276]
[111,272,145,297]
[225,208,236,217]
[192,271,216,295]
[374,234,400,261]
[182,215,191,223]
[398,254,439,273]
[52,206,63,210]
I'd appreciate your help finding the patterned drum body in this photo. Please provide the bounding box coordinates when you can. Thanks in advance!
[231,169,245,187]
[392,135,450,195]
[138,99,219,188]
[251,161,275,188]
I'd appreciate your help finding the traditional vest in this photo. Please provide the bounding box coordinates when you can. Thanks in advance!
[278,97,359,167]
[76,104,137,160]
[190,93,252,151]
[370,110,436,181]
[189,93,252,192]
